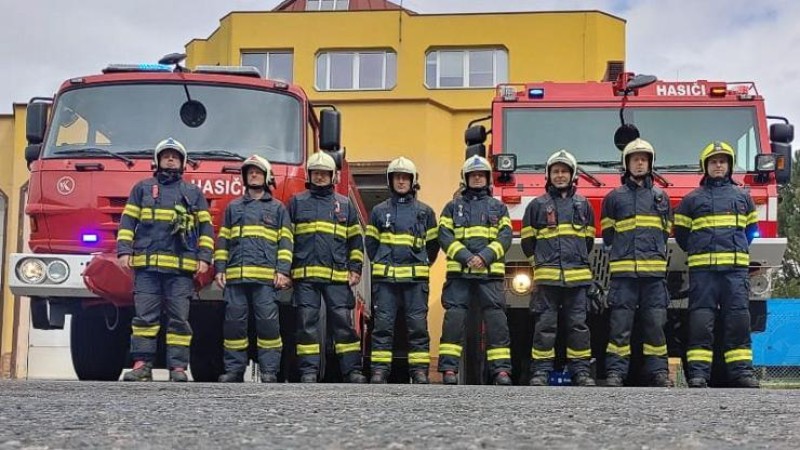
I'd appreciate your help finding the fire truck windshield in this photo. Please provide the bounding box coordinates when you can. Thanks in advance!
[43,83,303,164]
[503,106,761,172]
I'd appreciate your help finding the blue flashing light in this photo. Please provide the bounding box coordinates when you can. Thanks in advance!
[528,88,545,99]
[82,233,99,243]
[753,230,761,238]
[137,63,172,72]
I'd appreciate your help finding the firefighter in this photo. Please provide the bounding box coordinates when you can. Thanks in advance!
[366,157,439,384]
[601,139,672,387]
[521,150,596,387]
[438,155,513,386]
[288,151,367,384]
[214,155,293,383]
[674,141,760,388]
[117,138,214,382]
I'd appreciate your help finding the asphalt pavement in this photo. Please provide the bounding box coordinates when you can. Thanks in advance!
[1,381,798,449]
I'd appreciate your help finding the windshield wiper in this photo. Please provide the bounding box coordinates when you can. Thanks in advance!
[654,164,701,172]
[188,150,246,161]
[515,163,547,170]
[580,160,623,168]
[52,148,134,168]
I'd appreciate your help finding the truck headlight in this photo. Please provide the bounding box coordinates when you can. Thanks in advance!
[17,258,47,284]
[46,260,70,284]
[510,273,533,295]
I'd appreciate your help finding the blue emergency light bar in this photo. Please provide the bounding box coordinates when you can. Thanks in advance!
[102,63,172,74]
[528,88,545,99]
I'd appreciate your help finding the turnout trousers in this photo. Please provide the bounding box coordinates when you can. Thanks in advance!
[438,278,512,375]
[530,285,592,376]
[605,278,669,379]
[686,270,754,382]
[370,282,431,375]
[130,270,193,369]
[222,283,282,375]
[294,281,363,377]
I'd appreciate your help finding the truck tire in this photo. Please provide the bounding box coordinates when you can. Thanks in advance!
[70,306,132,381]
[189,301,225,382]
[461,298,488,385]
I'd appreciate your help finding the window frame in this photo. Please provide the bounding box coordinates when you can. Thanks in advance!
[305,0,350,11]
[425,48,509,89]
[315,50,397,92]
[240,50,294,82]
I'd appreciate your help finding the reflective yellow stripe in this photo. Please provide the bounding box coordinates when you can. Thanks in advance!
[613,215,666,232]
[531,347,555,359]
[132,324,160,338]
[277,249,293,263]
[117,229,135,242]
[600,217,615,231]
[131,254,198,271]
[426,227,438,241]
[335,341,361,354]
[724,348,752,363]
[486,347,511,361]
[674,214,692,228]
[454,225,499,240]
[224,338,249,350]
[445,261,504,275]
[198,235,215,250]
[166,333,192,347]
[643,343,667,356]
[687,348,713,363]
[349,249,364,262]
[746,211,759,226]
[563,268,593,282]
[521,226,535,239]
[214,249,229,262]
[257,337,283,350]
[291,266,349,282]
[488,241,505,260]
[687,252,749,267]
[365,225,380,240]
[566,348,591,359]
[196,211,212,224]
[609,259,667,273]
[229,225,279,242]
[692,214,749,230]
[123,204,141,219]
[280,227,294,243]
[139,208,177,222]
[607,343,631,357]
[371,350,393,363]
[297,343,320,356]
[371,263,430,279]
[295,221,347,239]
[534,224,594,239]
[377,232,417,246]
[408,352,431,364]
[439,343,462,357]
[446,241,467,259]
[499,216,512,229]
[219,227,231,239]
[439,216,454,230]
[226,266,276,280]
[347,224,362,239]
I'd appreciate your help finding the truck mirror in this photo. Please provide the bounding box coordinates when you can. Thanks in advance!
[626,74,657,91]
[320,109,341,151]
[25,144,42,169]
[770,123,794,144]
[466,144,486,159]
[26,102,49,145]
[772,142,793,185]
[465,125,487,145]
[324,150,344,170]
[614,124,640,151]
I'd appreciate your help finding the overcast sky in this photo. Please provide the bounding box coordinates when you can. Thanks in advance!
[2,0,798,131]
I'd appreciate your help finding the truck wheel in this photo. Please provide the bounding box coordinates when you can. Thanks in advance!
[189,301,225,382]
[70,306,132,381]
[461,299,488,385]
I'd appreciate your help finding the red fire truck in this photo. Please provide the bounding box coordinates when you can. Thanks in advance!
[463,73,794,385]
[9,54,369,381]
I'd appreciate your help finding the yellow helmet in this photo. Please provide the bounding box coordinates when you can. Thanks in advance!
[461,155,492,186]
[622,138,655,172]
[241,154,273,187]
[387,156,419,190]
[154,137,187,170]
[546,149,578,183]
[306,151,337,184]
[700,141,735,175]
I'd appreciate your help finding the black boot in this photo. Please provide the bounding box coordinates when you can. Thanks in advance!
[260,372,278,383]
[218,372,245,383]
[605,372,624,387]
[650,372,672,388]
[442,371,458,385]
[494,371,512,386]
[411,370,430,384]
[169,368,188,382]
[573,372,596,387]
[529,372,548,386]
[122,361,153,382]
[687,377,708,388]
[732,375,760,388]
[300,373,318,383]
[347,370,367,384]
[370,370,388,384]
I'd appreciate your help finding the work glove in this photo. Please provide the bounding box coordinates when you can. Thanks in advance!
[587,281,608,315]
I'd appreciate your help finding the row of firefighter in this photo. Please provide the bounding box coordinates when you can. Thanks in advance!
[116,137,760,388]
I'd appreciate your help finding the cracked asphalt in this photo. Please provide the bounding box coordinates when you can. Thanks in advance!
[1,381,798,449]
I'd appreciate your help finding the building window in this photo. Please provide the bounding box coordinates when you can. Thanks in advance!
[306,0,349,11]
[241,52,293,82]
[425,49,508,89]
[316,51,397,91]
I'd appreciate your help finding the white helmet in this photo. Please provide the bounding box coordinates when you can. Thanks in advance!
[241,154,273,187]
[154,138,187,170]
[622,138,655,172]
[387,156,419,190]
[306,151,337,183]
[461,155,492,186]
[545,149,578,183]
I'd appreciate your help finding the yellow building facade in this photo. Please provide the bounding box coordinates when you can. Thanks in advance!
[0,3,624,377]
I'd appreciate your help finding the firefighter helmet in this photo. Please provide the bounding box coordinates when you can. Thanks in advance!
[545,149,578,183]
[154,137,187,170]
[387,156,419,190]
[241,154,273,187]
[700,141,735,175]
[622,138,655,172]
[461,155,493,186]
[306,151,337,184]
